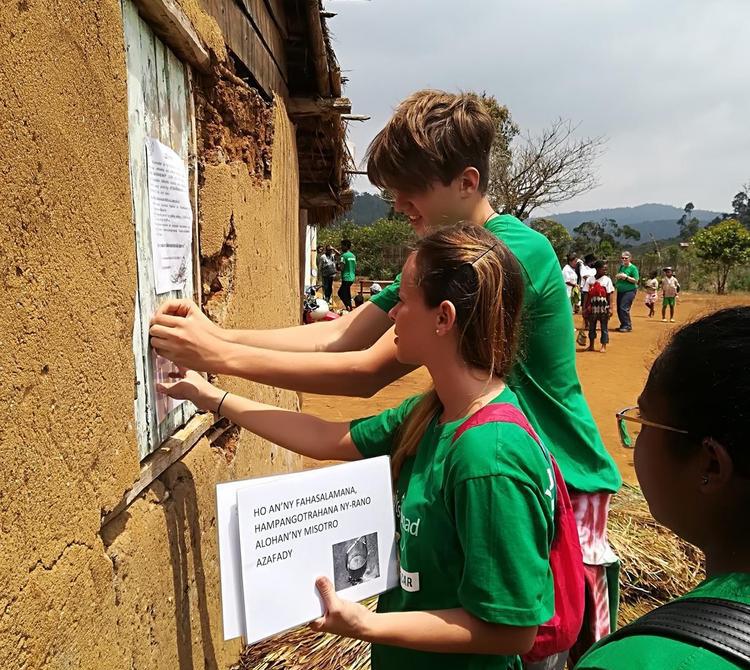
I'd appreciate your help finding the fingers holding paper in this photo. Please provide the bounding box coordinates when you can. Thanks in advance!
[156,369,222,411]
[153,298,203,320]
[149,301,229,373]
[309,576,373,639]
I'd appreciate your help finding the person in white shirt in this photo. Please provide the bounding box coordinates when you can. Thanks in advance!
[660,266,681,322]
[562,253,581,313]
[584,260,615,353]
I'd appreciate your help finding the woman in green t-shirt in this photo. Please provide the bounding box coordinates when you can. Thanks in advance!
[158,223,557,670]
[576,306,750,669]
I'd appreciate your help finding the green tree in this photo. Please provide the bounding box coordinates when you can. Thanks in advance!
[692,218,750,294]
[732,185,750,229]
[529,218,572,261]
[678,201,700,240]
[479,94,520,154]
[708,213,731,227]
[571,218,641,258]
[318,216,417,279]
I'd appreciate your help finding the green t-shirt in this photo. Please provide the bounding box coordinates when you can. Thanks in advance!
[575,572,750,670]
[614,263,639,293]
[340,250,357,282]
[350,386,555,670]
[370,214,621,494]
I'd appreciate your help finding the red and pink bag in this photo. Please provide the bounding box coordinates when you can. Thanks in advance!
[453,403,585,662]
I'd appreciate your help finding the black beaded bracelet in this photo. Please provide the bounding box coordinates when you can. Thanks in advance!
[217,391,230,417]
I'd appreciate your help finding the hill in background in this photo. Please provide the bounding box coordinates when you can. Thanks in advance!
[544,203,724,240]
[344,192,391,225]
[341,194,726,242]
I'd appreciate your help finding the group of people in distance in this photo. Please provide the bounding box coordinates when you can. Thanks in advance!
[148,90,750,670]
[315,239,358,311]
[566,252,684,353]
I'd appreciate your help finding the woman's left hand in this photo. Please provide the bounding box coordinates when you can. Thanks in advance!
[156,369,222,412]
[309,577,373,639]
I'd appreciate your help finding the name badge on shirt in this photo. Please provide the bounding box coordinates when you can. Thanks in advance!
[400,567,420,592]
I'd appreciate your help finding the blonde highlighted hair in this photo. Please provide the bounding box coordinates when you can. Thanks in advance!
[366,90,496,194]
[390,223,524,479]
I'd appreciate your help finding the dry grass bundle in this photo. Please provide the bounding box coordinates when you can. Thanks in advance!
[609,483,705,624]
[233,598,375,670]
[235,485,705,668]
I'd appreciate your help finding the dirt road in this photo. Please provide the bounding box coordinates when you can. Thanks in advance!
[302,292,749,483]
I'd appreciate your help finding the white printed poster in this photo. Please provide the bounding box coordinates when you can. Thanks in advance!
[217,457,399,643]
[145,137,193,295]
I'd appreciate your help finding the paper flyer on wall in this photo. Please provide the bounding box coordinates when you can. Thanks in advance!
[145,137,193,295]
[216,457,398,643]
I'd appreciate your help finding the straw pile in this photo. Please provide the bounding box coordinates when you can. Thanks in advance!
[235,485,705,669]
[232,599,374,670]
[609,483,705,626]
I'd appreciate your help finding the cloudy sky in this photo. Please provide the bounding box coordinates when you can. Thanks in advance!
[325,0,750,214]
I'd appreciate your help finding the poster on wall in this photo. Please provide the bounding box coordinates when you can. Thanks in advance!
[216,457,399,643]
[145,137,193,295]
[145,137,193,424]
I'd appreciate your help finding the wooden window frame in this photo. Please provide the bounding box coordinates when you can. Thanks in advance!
[103,0,224,526]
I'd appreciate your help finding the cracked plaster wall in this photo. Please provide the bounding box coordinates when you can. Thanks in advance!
[0,1,303,668]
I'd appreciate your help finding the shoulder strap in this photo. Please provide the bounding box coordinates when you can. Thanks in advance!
[451,402,562,508]
[452,402,543,447]
[604,597,750,667]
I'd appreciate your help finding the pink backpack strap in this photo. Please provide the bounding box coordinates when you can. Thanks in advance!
[451,402,569,511]
[452,402,544,448]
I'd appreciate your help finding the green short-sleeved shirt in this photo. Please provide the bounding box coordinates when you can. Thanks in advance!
[350,386,555,670]
[340,250,357,282]
[370,214,621,494]
[575,573,750,670]
[614,264,639,293]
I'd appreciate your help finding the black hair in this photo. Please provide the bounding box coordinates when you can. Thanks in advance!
[643,307,750,475]
[341,239,352,250]
[593,260,607,270]
[584,253,597,265]
[353,294,365,307]
[650,270,658,279]
[566,252,578,263]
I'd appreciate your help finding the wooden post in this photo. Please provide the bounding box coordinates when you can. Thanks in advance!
[306,0,330,96]
[132,0,211,72]
[287,97,351,118]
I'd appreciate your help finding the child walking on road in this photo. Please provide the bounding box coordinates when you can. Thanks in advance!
[644,270,658,318]
[660,267,680,322]
[585,261,614,353]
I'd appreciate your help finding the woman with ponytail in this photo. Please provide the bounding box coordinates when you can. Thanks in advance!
[158,223,556,670]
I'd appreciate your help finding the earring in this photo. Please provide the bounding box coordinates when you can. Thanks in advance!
[435,329,440,335]
[701,475,709,485]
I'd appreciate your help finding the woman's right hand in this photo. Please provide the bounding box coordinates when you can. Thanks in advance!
[156,370,224,413]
